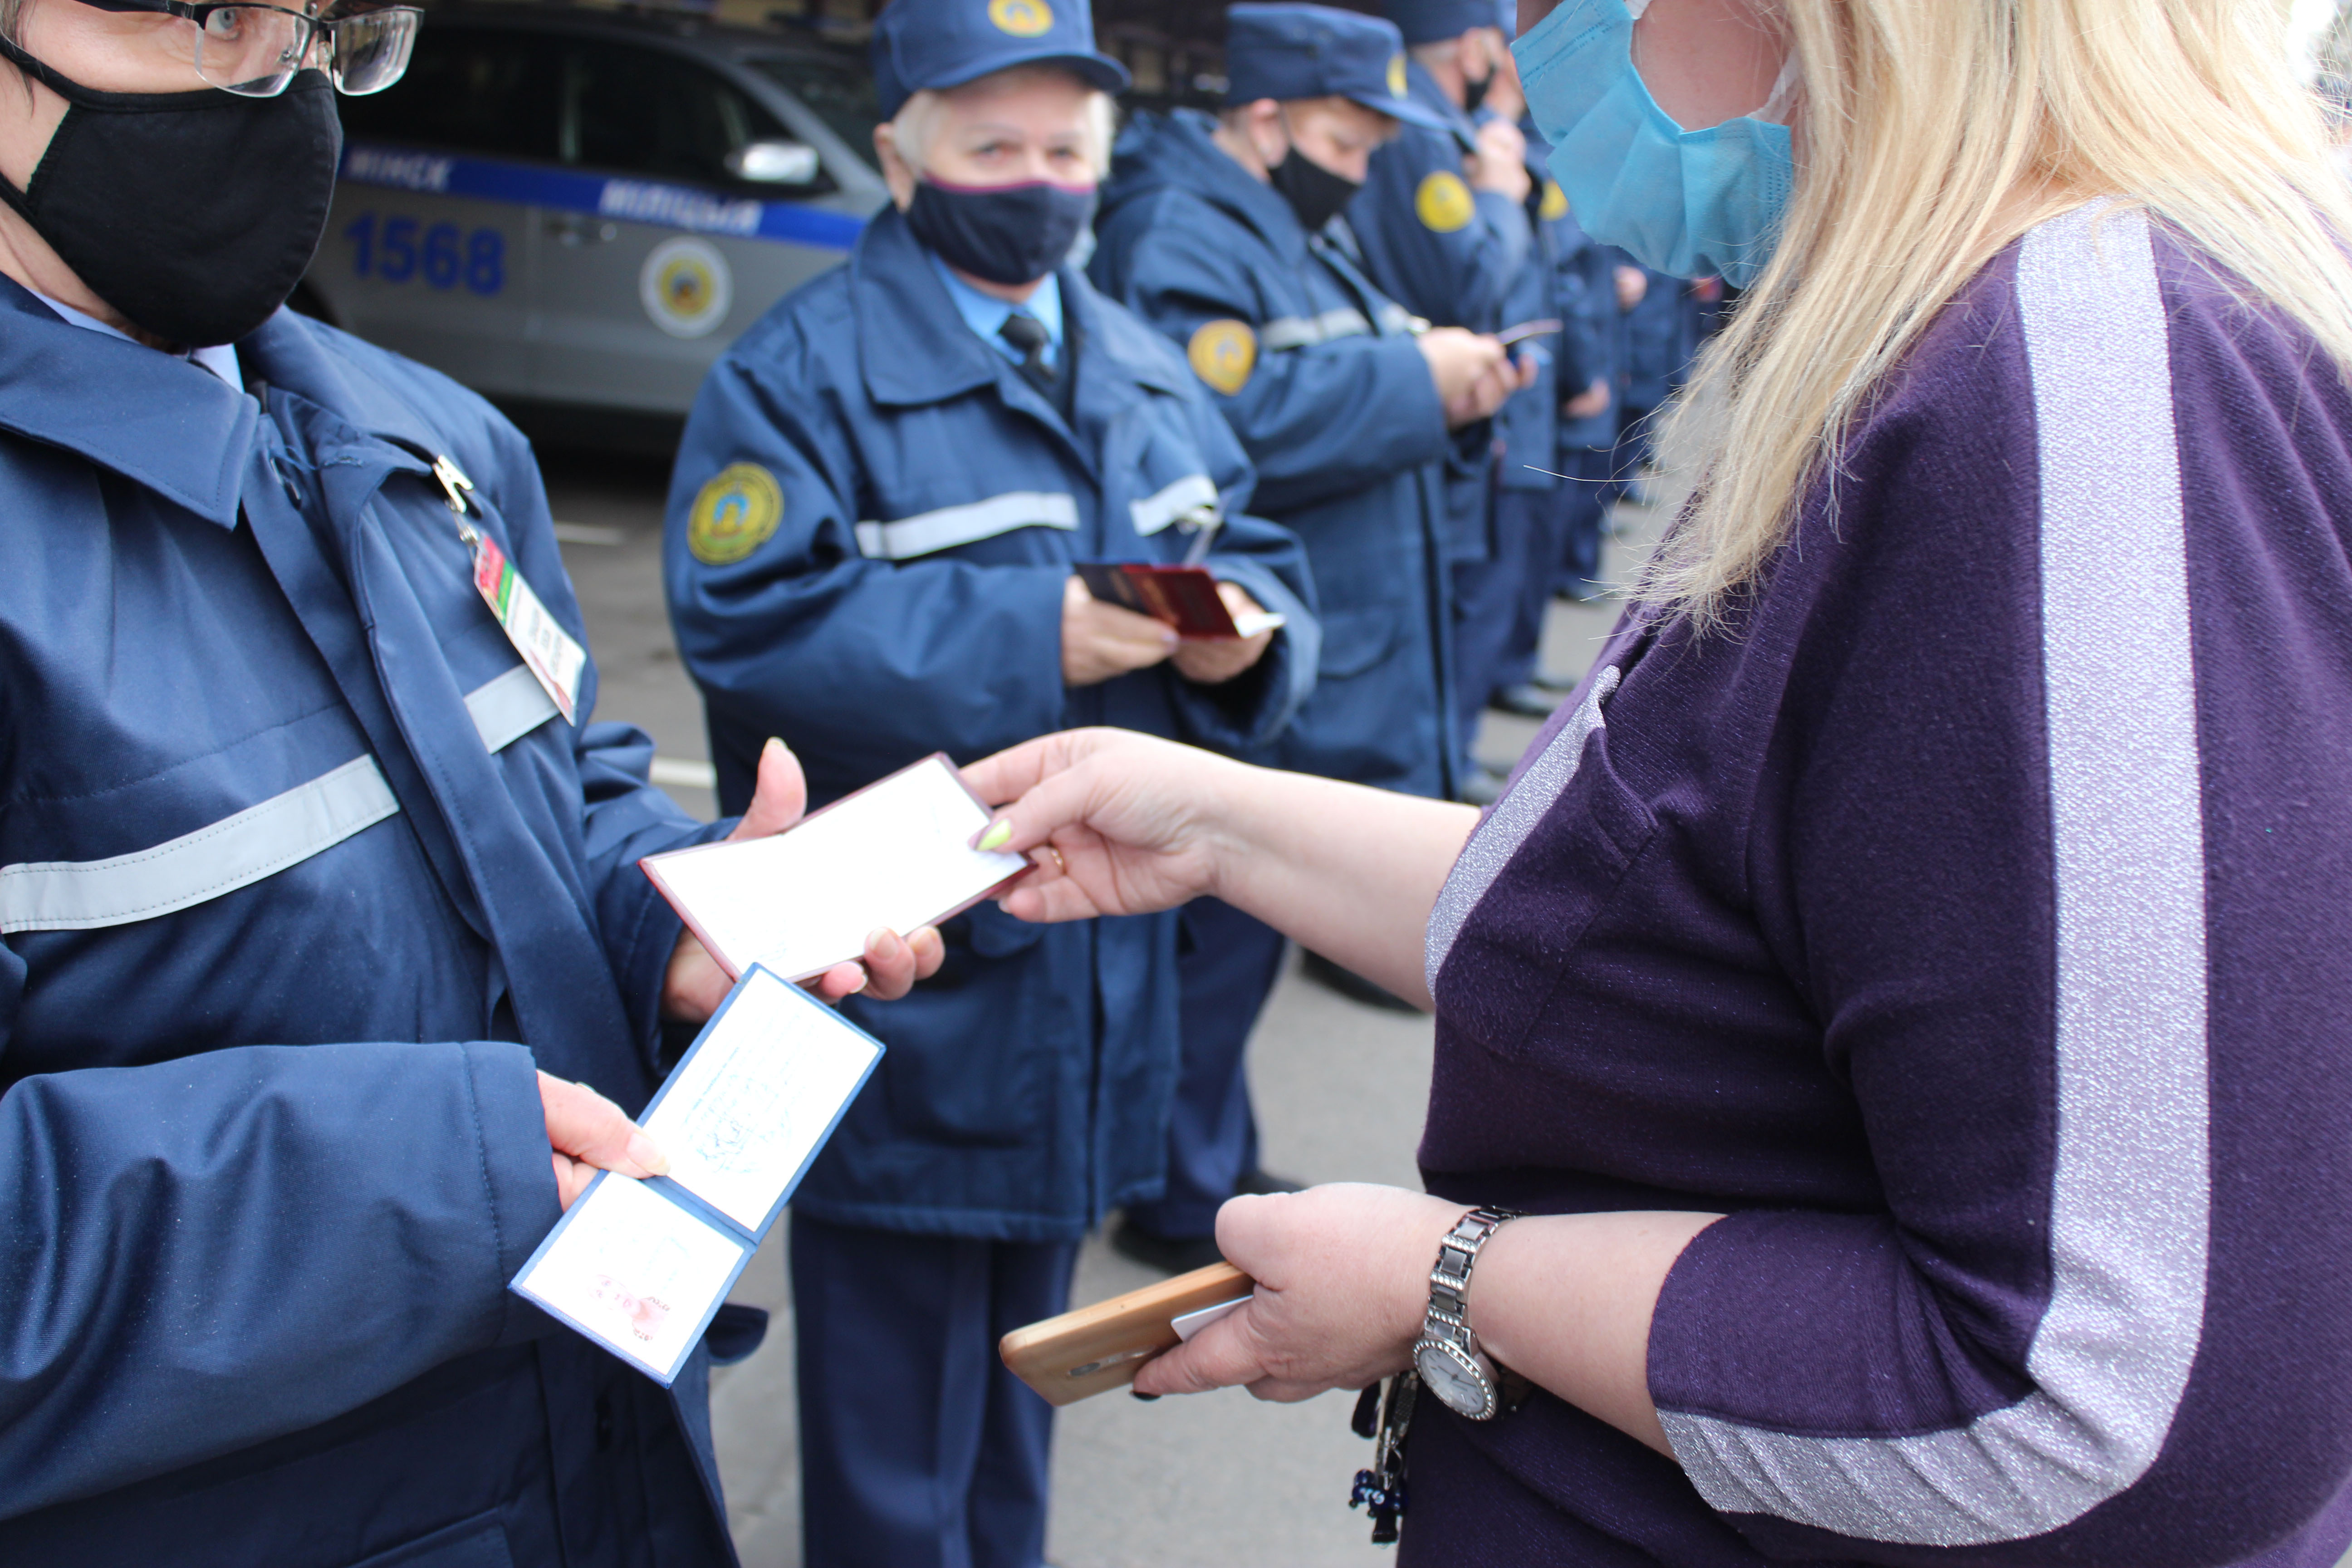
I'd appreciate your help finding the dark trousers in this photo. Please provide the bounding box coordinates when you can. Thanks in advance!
[1553,446,1612,596]
[1450,495,1538,754]
[1602,404,1661,509]
[792,1215,1079,1568]
[1126,898,1289,1240]
[1491,486,1573,693]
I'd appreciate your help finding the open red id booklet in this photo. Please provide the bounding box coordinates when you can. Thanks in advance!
[1073,562,1286,642]
[640,753,1030,984]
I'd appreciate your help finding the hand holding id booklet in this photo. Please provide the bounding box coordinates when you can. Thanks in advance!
[641,753,1030,983]
[510,965,884,1384]
[1073,562,1286,642]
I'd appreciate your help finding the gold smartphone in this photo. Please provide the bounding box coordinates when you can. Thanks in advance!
[999,1262,1254,1406]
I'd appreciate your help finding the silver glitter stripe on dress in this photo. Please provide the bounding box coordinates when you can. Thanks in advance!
[1661,205,2211,1546]
[1424,664,1620,994]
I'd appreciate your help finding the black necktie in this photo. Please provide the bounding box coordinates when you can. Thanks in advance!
[998,311,1056,399]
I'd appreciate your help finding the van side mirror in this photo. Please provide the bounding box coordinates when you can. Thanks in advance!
[726,139,822,186]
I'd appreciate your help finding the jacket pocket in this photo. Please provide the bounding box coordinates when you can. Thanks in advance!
[343,1511,513,1568]
[1315,606,1403,681]
[1432,725,1660,1062]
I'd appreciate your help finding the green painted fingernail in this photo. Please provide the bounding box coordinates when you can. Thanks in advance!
[977,819,1013,852]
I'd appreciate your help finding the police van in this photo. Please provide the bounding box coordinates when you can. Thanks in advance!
[304,3,886,424]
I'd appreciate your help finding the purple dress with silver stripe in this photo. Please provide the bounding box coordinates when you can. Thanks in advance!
[1404,208,2352,1567]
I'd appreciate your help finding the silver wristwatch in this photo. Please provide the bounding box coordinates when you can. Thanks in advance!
[1411,1205,1522,1421]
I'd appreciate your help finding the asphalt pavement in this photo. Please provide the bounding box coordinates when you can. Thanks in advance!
[542,445,1648,1567]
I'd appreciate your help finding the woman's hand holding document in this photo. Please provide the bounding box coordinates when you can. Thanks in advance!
[651,747,1017,1003]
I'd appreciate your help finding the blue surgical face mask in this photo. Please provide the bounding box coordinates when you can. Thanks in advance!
[1513,0,1795,288]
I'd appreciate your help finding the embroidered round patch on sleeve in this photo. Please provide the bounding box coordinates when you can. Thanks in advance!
[1387,53,1408,98]
[988,0,1053,35]
[1186,318,1258,396]
[1415,170,1474,234]
[687,463,784,566]
[1539,178,1569,222]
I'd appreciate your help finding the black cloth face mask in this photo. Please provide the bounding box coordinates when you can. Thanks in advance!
[1267,140,1362,235]
[0,40,340,347]
[905,178,1096,287]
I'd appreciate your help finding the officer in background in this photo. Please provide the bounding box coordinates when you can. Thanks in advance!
[663,1,1317,1560]
[1483,135,1615,727]
[1544,203,1624,601]
[1091,2,1517,1268]
[0,0,941,1560]
[1348,0,1535,798]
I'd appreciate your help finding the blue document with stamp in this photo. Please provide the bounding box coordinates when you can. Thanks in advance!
[509,964,883,1384]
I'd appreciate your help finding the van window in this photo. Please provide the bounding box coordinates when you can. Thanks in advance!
[745,54,880,158]
[335,28,562,162]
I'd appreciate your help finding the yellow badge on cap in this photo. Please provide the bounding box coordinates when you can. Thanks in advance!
[688,463,784,566]
[1415,170,1473,233]
[1387,52,1408,97]
[1539,178,1569,221]
[1187,319,1258,396]
[988,0,1053,36]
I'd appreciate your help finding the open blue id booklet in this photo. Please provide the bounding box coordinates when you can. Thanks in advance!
[509,964,884,1385]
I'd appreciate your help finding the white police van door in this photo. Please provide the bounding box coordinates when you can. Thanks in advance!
[529,41,865,416]
[321,28,550,402]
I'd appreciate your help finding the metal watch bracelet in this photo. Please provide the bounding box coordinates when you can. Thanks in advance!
[1411,1205,1526,1421]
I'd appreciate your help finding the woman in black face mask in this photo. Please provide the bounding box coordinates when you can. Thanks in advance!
[661,4,1318,1561]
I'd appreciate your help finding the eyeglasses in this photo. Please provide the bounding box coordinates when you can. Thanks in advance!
[72,0,422,97]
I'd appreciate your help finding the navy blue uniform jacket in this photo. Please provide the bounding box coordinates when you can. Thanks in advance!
[665,207,1317,1240]
[1344,59,1532,563]
[1549,206,1623,452]
[1092,109,1456,799]
[0,283,738,1565]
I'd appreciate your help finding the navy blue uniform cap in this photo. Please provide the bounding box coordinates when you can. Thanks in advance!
[1381,0,1503,45]
[1225,4,1452,132]
[872,0,1131,120]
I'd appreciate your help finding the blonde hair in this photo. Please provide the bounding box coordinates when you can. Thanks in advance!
[890,69,1117,181]
[1647,0,2352,629]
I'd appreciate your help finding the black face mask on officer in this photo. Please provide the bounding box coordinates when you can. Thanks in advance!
[0,38,341,348]
[906,177,1097,287]
[1265,112,1361,236]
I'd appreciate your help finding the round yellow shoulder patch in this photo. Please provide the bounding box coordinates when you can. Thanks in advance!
[1415,170,1473,234]
[1539,178,1569,222]
[688,462,784,566]
[1187,318,1258,397]
[987,0,1053,37]
[1387,52,1408,98]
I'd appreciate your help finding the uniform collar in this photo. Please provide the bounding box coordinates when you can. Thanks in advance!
[0,274,256,527]
[1404,57,1480,152]
[855,206,1024,407]
[927,253,1065,366]
[1164,108,1316,266]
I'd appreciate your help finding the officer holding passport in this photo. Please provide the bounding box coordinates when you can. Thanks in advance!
[662,0,1318,1561]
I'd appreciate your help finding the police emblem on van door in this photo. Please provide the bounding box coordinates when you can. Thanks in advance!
[641,237,734,339]
[688,464,784,565]
[988,0,1052,35]
[1416,171,1473,233]
[1187,319,1257,396]
[1540,179,1569,221]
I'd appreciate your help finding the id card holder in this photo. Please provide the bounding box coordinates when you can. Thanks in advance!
[434,454,585,724]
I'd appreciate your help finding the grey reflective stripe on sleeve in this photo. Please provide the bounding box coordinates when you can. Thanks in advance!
[466,665,560,753]
[1660,205,2210,1547]
[1260,307,1373,351]
[1424,665,1617,993]
[853,492,1079,560]
[1129,473,1220,537]
[0,756,402,933]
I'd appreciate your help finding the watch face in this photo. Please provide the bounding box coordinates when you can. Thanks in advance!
[1414,1338,1495,1419]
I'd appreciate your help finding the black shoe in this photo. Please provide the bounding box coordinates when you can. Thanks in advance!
[1236,1168,1302,1196]
[1488,683,1562,720]
[1460,764,1509,808]
[1109,1215,1226,1275]
[1300,949,1423,1013]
